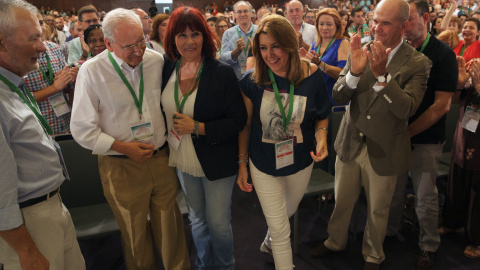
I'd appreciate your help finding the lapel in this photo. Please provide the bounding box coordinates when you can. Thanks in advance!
[365,41,410,110]
[193,58,214,118]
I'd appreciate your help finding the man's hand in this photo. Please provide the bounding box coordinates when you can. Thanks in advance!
[173,112,195,135]
[52,66,75,92]
[350,32,368,74]
[111,141,155,161]
[19,249,49,270]
[366,40,391,78]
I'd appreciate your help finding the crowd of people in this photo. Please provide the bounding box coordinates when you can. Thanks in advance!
[0,0,479,270]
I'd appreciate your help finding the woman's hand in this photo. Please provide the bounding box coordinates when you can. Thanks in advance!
[457,56,470,89]
[237,165,253,192]
[469,59,480,94]
[173,112,195,135]
[310,138,328,162]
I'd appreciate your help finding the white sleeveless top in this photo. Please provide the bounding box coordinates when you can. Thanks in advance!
[161,71,205,177]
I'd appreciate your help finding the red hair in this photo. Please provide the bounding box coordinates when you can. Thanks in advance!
[165,6,218,61]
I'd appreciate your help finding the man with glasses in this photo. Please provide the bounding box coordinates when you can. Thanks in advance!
[304,9,316,25]
[131,8,154,49]
[70,8,190,270]
[285,0,317,49]
[67,5,99,64]
[45,14,66,45]
[221,1,258,79]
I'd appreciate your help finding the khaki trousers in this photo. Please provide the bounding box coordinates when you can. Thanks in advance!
[0,193,85,270]
[98,147,190,270]
[325,143,397,264]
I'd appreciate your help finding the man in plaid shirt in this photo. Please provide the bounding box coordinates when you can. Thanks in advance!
[25,13,78,135]
[348,6,371,43]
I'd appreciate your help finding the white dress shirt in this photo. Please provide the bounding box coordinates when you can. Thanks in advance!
[301,22,318,47]
[71,49,166,155]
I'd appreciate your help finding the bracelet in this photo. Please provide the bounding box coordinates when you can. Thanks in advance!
[238,159,248,164]
[315,127,328,133]
[194,121,199,137]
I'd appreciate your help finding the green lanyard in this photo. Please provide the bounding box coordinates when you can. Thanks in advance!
[236,24,254,56]
[301,22,305,33]
[418,32,430,53]
[268,69,294,133]
[460,44,466,56]
[145,40,152,49]
[38,53,54,85]
[174,59,204,113]
[88,52,92,58]
[0,73,53,135]
[108,51,144,117]
[316,38,335,60]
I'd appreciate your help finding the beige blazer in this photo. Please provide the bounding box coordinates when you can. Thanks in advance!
[332,41,432,176]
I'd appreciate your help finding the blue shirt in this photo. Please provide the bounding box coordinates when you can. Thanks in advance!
[239,68,331,176]
[221,23,258,79]
[0,67,65,231]
[67,37,82,64]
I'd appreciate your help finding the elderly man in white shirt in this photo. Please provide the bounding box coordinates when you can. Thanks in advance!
[70,8,190,270]
[285,0,318,50]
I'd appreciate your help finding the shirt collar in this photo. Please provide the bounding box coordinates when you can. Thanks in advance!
[238,23,253,35]
[109,50,142,71]
[387,41,404,66]
[0,66,25,89]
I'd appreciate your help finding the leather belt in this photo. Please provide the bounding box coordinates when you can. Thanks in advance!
[109,142,167,159]
[19,188,59,209]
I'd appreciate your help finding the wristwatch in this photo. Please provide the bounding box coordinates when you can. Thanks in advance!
[376,73,391,83]
[319,61,326,72]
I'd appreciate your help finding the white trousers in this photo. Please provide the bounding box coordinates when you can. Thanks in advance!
[250,160,313,270]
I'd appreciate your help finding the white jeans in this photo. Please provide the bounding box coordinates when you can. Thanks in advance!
[250,160,313,270]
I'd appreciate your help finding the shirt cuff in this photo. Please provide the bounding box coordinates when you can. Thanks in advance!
[373,83,385,92]
[92,133,116,155]
[346,71,360,89]
[0,204,23,231]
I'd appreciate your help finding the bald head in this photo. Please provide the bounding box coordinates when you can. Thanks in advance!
[376,0,410,23]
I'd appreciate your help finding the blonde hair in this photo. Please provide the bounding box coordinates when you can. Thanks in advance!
[315,8,344,46]
[437,30,459,49]
[252,14,308,88]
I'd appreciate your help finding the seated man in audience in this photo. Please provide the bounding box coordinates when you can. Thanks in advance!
[387,1,457,269]
[221,1,258,79]
[70,8,190,270]
[25,12,78,135]
[67,5,99,64]
[285,0,317,49]
[0,1,85,268]
[309,0,432,269]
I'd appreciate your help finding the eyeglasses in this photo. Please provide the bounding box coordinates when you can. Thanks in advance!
[118,38,147,52]
[81,18,99,24]
[236,9,250,14]
[306,16,315,19]
[141,15,151,20]
[217,25,229,29]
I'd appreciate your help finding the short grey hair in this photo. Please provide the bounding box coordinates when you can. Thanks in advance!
[69,19,79,31]
[234,1,253,12]
[102,8,141,42]
[0,0,37,36]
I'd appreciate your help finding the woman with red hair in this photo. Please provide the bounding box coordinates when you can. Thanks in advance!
[161,6,247,270]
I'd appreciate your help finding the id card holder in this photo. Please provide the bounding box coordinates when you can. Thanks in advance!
[52,139,70,180]
[275,139,294,170]
[48,92,70,117]
[167,128,182,151]
[460,106,480,133]
[131,122,154,142]
[240,58,247,74]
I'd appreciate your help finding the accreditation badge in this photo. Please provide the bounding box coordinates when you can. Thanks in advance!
[460,106,480,133]
[48,92,70,117]
[167,128,182,151]
[275,139,294,170]
[131,122,154,144]
[240,58,247,74]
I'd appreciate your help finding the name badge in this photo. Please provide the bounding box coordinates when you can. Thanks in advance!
[131,122,154,142]
[240,58,247,74]
[275,139,294,170]
[361,36,371,44]
[48,92,70,117]
[460,106,480,133]
[167,128,182,151]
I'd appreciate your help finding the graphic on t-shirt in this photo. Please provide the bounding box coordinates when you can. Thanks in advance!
[260,88,307,143]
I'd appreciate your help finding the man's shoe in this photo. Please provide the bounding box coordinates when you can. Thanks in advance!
[364,262,380,270]
[417,250,434,270]
[310,242,335,258]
